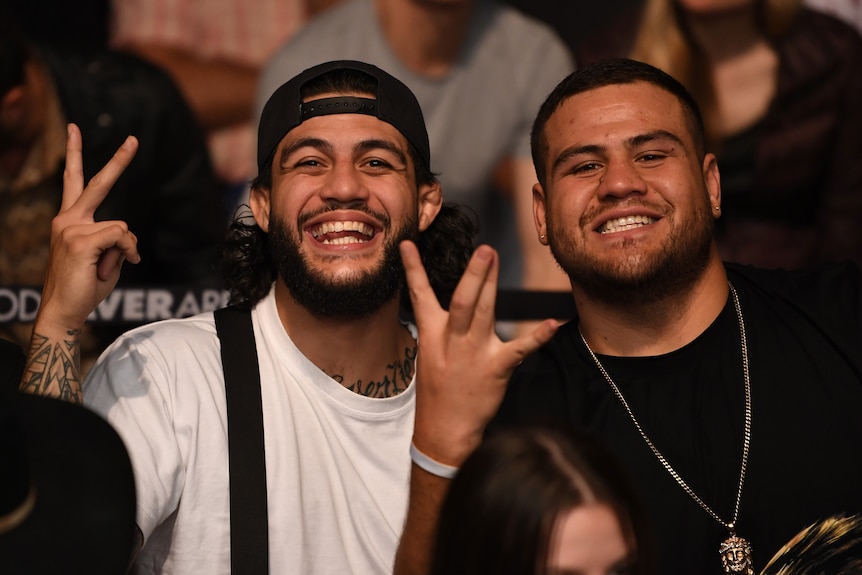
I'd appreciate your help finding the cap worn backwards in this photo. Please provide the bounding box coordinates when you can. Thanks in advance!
[257,60,431,175]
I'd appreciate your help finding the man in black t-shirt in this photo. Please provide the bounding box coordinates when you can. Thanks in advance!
[395,58,862,575]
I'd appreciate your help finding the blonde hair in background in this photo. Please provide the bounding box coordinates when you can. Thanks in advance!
[629,0,802,148]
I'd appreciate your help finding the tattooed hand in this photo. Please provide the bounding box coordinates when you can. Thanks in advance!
[19,123,140,402]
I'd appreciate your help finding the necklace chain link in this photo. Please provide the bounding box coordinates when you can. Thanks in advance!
[579,282,752,532]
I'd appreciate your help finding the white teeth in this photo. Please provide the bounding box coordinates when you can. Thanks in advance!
[321,236,366,245]
[599,215,656,234]
[311,221,374,239]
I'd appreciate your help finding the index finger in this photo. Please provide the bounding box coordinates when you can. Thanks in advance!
[400,240,443,322]
[61,123,85,212]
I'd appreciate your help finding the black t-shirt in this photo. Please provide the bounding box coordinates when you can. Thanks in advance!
[492,263,862,575]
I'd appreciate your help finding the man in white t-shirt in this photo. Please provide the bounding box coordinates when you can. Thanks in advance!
[21,60,477,574]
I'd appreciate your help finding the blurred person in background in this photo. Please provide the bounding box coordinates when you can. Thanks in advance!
[110,0,345,212]
[0,10,226,374]
[576,0,862,269]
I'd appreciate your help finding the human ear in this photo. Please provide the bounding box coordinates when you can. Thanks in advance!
[417,181,443,232]
[702,153,721,219]
[533,182,549,245]
[249,184,272,232]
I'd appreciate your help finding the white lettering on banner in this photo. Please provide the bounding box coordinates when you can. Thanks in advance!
[1,287,231,324]
[93,291,123,321]
[148,290,174,320]
[123,289,145,322]
[0,288,42,322]
[0,288,18,322]
[176,291,202,317]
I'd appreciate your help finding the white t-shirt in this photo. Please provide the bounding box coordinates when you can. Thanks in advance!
[84,289,416,574]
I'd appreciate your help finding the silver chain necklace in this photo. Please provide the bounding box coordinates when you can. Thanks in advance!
[579,282,754,575]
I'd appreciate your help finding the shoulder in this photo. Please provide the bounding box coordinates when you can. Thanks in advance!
[92,313,220,376]
[779,7,862,64]
[42,46,201,147]
[727,261,861,302]
[43,46,182,100]
[726,261,862,340]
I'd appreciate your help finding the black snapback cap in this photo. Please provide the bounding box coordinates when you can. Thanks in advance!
[257,60,431,175]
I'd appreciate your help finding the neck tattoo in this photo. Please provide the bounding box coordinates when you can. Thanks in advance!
[579,282,754,575]
[333,345,417,398]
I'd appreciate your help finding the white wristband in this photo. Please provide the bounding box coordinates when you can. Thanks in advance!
[409,442,459,479]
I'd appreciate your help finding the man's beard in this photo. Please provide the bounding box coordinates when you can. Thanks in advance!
[269,211,418,320]
[549,194,715,306]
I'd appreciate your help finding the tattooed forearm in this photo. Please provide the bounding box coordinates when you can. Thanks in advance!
[340,345,417,398]
[19,329,83,404]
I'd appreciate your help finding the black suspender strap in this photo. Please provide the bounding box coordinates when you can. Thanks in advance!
[214,306,269,574]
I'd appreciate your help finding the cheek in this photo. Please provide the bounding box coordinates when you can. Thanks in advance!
[547,190,588,230]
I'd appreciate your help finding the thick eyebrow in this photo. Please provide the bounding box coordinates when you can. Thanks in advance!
[278,137,332,166]
[629,129,685,149]
[355,138,408,167]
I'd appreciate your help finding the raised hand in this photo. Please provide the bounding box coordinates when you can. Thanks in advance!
[20,124,140,402]
[395,240,559,575]
[399,240,558,466]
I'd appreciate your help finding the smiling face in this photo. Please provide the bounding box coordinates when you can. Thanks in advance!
[250,98,441,318]
[533,81,721,305]
[546,504,634,575]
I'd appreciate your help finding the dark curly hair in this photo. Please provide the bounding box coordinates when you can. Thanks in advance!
[220,202,477,317]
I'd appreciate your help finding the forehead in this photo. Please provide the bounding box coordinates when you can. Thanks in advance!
[545,82,692,150]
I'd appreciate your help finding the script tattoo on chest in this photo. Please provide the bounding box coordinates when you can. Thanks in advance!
[336,345,417,398]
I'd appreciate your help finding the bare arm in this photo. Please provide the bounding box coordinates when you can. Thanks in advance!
[394,241,558,574]
[19,124,140,402]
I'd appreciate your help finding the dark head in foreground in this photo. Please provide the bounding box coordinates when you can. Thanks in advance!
[431,428,653,575]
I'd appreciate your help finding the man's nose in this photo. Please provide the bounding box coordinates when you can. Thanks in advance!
[597,160,647,200]
[322,162,371,202]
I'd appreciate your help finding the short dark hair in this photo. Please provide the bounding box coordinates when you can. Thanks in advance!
[530,58,707,188]
[430,427,654,575]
